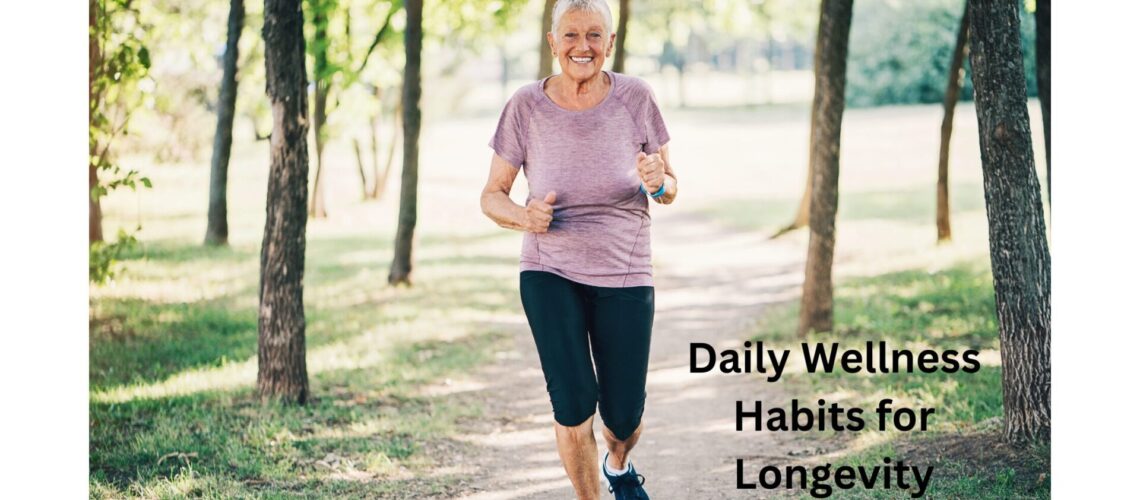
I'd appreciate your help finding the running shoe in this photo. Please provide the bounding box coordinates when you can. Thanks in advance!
[602,452,650,500]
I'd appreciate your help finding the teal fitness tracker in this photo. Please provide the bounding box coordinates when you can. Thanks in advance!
[639,183,667,198]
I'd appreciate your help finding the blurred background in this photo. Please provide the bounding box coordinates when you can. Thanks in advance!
[89,0,1050,498]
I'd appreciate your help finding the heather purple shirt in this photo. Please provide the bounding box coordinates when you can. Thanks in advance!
[490,71,670,288]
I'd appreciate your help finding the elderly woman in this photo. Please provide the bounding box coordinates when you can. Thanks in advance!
[480,0,675,498]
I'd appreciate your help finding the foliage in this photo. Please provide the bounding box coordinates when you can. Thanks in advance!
[846,0,1038,107]
[621,0,817,73]
[89,228,140,285]
[90,0,153,284]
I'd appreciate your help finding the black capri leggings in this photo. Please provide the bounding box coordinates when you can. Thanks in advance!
[519,271,654,441]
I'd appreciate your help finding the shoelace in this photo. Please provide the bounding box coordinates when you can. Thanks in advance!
[607,472,646,495]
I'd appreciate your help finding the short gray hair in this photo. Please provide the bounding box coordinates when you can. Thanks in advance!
[551,0,613,36]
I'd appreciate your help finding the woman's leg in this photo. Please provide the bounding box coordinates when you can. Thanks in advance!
[586,286,654,471]
[602,422,642,472]
[519,271,602,499]
[555,415,601,500]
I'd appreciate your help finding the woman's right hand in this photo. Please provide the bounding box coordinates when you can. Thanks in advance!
[525,191,557,233]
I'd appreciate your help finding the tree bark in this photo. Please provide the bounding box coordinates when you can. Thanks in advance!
[258,0,311,404]
[1035,0,1050,205]
[205,0,245,246]
[967,0,1051,445]
[937,2,969,243]
[89,0,103,244]
[537,0,556,79]
[89,161,103,244]
[308,1,330,219]
[797,0,853,338]
[612,0,630,73]
[389,0,422,285]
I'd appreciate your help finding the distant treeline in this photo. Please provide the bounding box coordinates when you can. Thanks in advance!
[846,0,1038,107]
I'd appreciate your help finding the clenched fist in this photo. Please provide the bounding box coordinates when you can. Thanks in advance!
[637,151,665,192]
[525,191,557,233]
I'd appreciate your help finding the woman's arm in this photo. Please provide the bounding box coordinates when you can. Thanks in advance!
[480,153,555,232]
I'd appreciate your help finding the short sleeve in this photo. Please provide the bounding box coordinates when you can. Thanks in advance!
[643,86,671,154]
[488,87,534,168]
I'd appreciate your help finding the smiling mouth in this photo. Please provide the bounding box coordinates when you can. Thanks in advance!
[570,56,594,64]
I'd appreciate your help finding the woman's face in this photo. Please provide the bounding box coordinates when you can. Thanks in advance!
[548,9,615,83]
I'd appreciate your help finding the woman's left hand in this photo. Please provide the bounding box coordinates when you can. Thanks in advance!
[636,151,665,192]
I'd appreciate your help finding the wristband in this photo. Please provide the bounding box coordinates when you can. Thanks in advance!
[639,183,667,198]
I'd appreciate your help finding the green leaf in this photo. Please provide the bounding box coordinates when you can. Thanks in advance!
[138,47,150,69]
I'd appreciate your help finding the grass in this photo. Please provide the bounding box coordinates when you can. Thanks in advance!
[89,232,522,498]
[699,182,986,234]
[748,262,1049,499]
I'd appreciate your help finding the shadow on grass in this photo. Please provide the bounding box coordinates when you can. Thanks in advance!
[700,182,986,233]
[91,232,518,392]
[90,331,509,498]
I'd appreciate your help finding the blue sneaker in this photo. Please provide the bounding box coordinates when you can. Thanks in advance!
[602,452,650,500]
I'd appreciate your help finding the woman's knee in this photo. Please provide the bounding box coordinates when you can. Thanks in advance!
[553,395,597,430]
[555,410,596,442]
[599,397,645,441]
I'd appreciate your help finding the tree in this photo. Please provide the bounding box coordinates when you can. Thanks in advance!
[205,0,245,246]
[797,0,853,337]
[612,0,631,73]
[369,97,400,200]
[967,0,1051,445]
[90,1,103,245]
[936,2,969,243]
[90,0,152,283]
[537,0,556,79]
[1035,0,1050,204]
[258,0,311,404]
[388,0,422,285]
[773,147,813,238]
[308,0,333,219]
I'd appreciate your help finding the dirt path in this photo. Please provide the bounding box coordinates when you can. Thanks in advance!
[443,210,823,500]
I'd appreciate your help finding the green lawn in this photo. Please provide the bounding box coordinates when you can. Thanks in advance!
[89,233,521,498]
[748,262,1049,499]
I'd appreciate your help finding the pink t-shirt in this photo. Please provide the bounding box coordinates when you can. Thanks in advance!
[490,71,670,288]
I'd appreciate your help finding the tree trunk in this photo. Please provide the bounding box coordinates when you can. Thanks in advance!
[308,2,330,219]
[89,0,103,244]
[366,86,383,199]
[389,0,422,285]
[89,161,103,244]
[967,0,1051,445]
[1035,0,1050,205]
[772,149,813,238]
[205,0,244,246]
[537,0,556,79]
[937,2,969,243]
[258,0,311,404]
[371,100,400,200]
[368,114,381,197]
[353,137,369,199]
[612,0,631,73]
[797,0,853,338]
